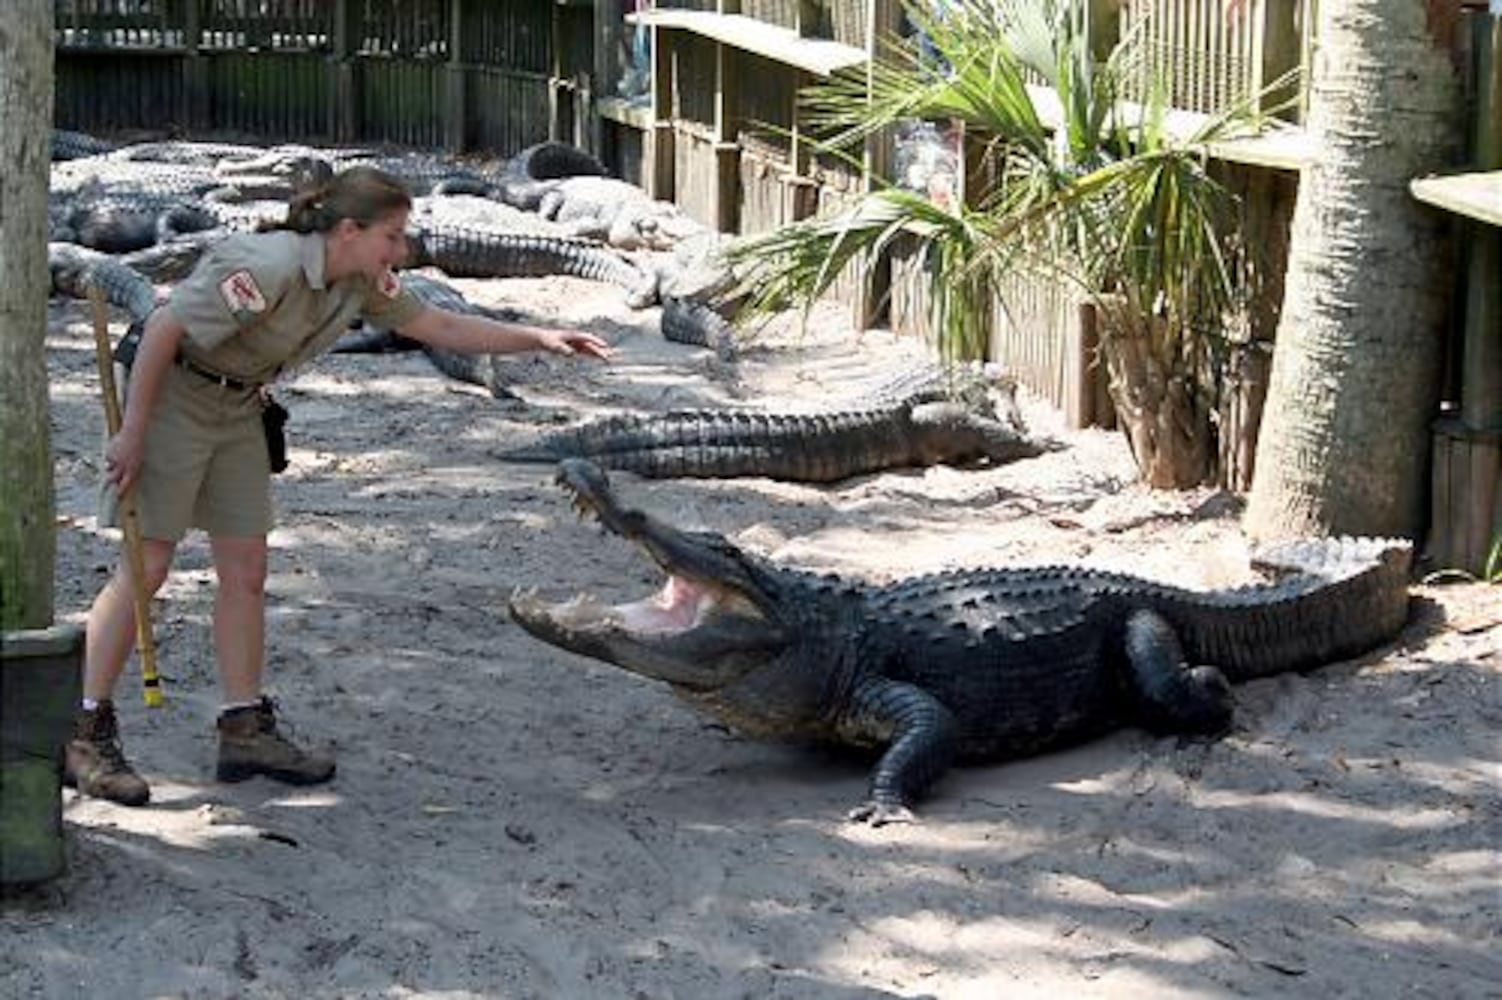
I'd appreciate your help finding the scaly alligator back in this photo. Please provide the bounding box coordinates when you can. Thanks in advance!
[863,537,1412,759]
[406,224,655,305]
[499,408,945,482]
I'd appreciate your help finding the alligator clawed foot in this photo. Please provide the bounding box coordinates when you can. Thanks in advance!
[847,800,915,827]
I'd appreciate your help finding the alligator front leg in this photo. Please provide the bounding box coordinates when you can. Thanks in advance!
[1123,609,1234,735]
[837,677,959,825]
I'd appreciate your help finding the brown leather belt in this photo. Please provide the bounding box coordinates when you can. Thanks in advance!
[177,355,257,392]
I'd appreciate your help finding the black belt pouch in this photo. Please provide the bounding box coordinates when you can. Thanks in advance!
[114,322,145,368]
[262,396,289,474]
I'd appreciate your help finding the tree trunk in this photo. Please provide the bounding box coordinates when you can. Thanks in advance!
[0,3,57,630]
[1244,0,1462,541]
[1097,296,1215,489]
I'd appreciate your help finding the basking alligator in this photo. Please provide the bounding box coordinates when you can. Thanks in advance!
[332,273,545,400]
[61,193,221,253]
[405,222,657,307]
[501,141,607,184]
[510,460,1414,823]
[219,146,498,196]
[49,242,158,324]
[52,128,116,161]
[495,372,1047,482]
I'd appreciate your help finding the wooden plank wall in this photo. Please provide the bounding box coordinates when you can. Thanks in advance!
[205,52,331,140]
[53,0,572,155]
[740,1,800,30]
[1119,0,1308,117]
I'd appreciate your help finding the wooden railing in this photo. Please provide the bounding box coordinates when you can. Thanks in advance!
[1118,0,1313,120]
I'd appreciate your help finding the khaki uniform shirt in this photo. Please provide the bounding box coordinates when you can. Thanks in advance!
[111,230,425,540]
[168,230,424,383]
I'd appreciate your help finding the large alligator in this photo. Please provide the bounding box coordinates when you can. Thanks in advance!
[510,459,1415,823]
[51,156,319,252]
[60,193,221,253]
[494,369,1047,482]
[218,145,499,196]
[404,221,657,307]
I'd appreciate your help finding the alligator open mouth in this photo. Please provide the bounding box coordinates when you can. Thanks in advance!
[507,460,784,687]
[517,572,759,637]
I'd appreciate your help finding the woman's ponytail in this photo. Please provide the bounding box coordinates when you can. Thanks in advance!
[260,165,411,234]
[279,188,331,233]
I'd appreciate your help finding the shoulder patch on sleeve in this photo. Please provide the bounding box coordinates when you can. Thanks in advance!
[378,270,402,299]
[218,270,268,315]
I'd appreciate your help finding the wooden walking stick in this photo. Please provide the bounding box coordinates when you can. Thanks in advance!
[88,286,164,708]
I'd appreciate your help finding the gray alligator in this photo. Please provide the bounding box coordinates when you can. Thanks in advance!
[49,242,158,324]
[510,459,1415,823]
[501,141,607,184]
[51,155,319,252]
[404,222,657,307]
[60,192,221,253]
[494,368,1047,482]
[218,145,497,196]
[52,128,117,161]
[332,273,550,400]
[659,294,744,358]
[540,177,702,251]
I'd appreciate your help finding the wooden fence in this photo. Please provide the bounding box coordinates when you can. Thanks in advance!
[53,0,592,156]
[1119,0,1313,117]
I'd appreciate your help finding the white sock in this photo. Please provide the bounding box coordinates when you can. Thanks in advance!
[81,697,99,712]
[219,698,262,717]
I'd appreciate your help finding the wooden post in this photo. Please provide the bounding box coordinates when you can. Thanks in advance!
[712,0,740,233]
[330,0,359,143]
[548,0,563,141]
[1258,0,1302,121]
[647,21,675,201]
[592,0,615,156]
[1086,0,1121,62]
[443,0,466,153]
[854,0,903,329]
[1461,10,1501,431]
[1426,8,1501,576]
[785,65,814,223]
[797,0,822,39]
[181,0,206,132]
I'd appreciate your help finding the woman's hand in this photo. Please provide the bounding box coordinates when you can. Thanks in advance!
[104,427,147,496]
[536,328,613,361]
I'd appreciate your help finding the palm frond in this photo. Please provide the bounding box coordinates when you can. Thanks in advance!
[736,0,1285,365]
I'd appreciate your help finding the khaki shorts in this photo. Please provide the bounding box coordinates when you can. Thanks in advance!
[100,364,272,541]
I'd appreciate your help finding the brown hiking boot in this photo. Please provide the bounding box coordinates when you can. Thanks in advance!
[216,697,335,786]
[64,701,151,806]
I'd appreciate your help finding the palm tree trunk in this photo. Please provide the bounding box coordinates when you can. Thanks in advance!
[0,3,57,629]
[1244,0,1462,541]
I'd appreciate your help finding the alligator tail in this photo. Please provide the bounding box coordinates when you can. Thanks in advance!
[660,296,737,357]
[1168,536,1413,681]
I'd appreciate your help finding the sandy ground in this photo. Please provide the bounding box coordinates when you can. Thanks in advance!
[3,272,1499,1000]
